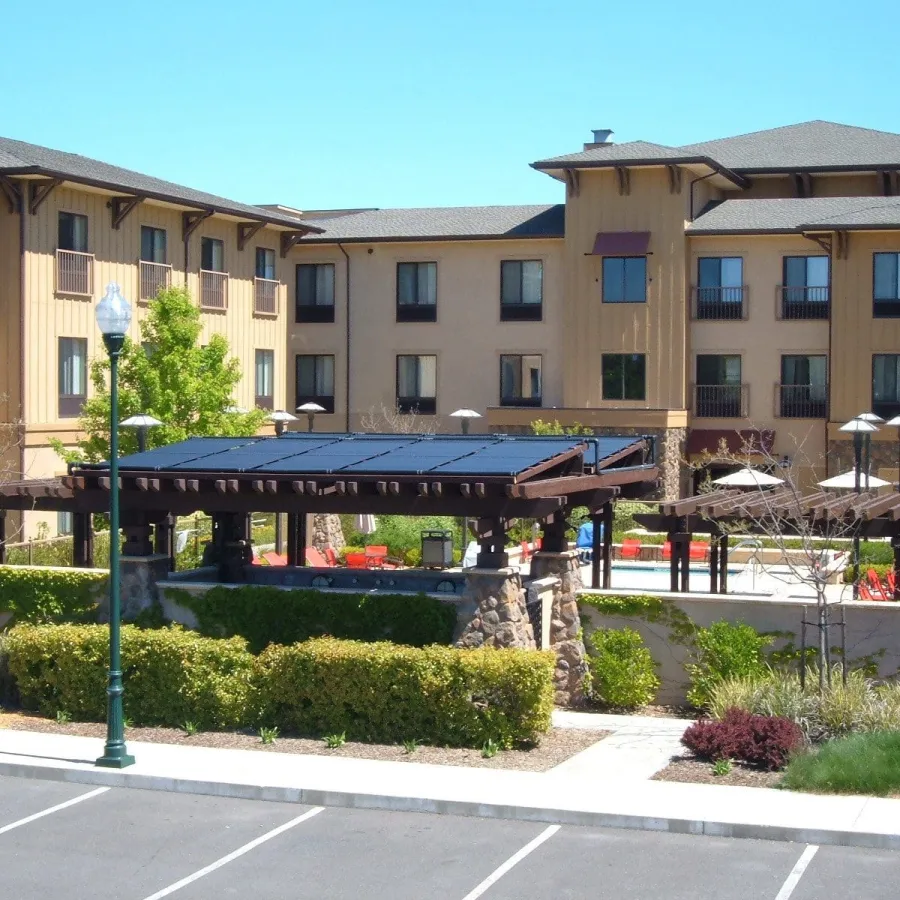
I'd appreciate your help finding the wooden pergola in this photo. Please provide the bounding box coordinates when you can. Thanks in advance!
[633,488,900,596]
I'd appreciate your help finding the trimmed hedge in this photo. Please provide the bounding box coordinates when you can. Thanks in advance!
[254,637,556,747]
[587,627,659,708]
[167,585,457,653]
[5,624,253,729]
[0,566,105,626]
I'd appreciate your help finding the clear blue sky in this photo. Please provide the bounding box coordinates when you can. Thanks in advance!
[2,0,897,212]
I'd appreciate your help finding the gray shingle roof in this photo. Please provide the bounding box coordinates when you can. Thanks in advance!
[300,204,565,243]
[0,135,321,230]
[534,121,900,174]
[688,197,900,233]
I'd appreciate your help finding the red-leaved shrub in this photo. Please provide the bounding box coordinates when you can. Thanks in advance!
[681,707,804,770]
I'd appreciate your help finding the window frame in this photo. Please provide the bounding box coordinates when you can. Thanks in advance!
[601,256,647,304]
[395,354,437,414]
[601,353,646,402]
[58,336,88,419]
[396,262,438,322]
[500,260,543,321]
[779,354,828,418]
[58,211,89,253]
[254,349,275,410]
[296,263,336,323]
[140,225,167,264]
[873,252,900,318]
[295,354,336,414]
[255,247,276,280]
[200,236,225,273]
[872,353,900,419]
[499,354,543,407]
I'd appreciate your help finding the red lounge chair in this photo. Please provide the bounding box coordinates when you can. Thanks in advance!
[867,569,891,601]
[888,570,897,598]
[345,552,368,569]
[859,582,877,601]
[305,547,328,567]
[689,541,710,562]
[365,545,401,569]
[262,552,287,567]
[620,539,642,560]
[324,547,339,567]
[520,540,531,562]
[662,541,672,561]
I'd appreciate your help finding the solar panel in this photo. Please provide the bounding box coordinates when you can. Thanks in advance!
[340,440,497,474]
[167,438,342,472]
[118,437,259,472]
[584,437,643,467]
[431,438,583,476]
[265,438,413,474]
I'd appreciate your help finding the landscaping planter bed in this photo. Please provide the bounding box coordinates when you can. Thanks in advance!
[653,753,781,789]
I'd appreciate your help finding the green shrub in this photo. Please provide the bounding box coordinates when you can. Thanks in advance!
[0,566,106,626]
[587,627,659,708]
[252,637,555,748]
[859,541,894,566]
[686,620,771,709]
[5,624,253,729]
[612,501,657,537]
[843,562,892,585]
[780,731,900,796]
[341,516,462,559]
[168,585,457,653]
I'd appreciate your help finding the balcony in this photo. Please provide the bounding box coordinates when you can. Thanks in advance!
[694,384,748,418]
[199,270,228,310]
[139,261,172,302]
[691,286,747,320]
[777,384,828,418]
[778,286,830,320]
[254,277,280,316]
[56,250,94,297]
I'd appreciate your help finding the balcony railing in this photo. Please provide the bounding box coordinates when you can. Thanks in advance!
[56,249,94,297]
[776,384,828,418]
[199,270,228,310]
[139,260,172,302]
[778,286,830,320]
[254,277,280,316]
[691,286,747,320]
[693,383,748,418]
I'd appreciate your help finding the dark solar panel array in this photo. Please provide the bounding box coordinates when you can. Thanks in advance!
[116,437,257,472]
[583,436,644,467]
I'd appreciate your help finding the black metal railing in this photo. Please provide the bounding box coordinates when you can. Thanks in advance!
[778,286,830,320]
[694,384,748,418]
[777,384,828,418]
[692,286,746,320]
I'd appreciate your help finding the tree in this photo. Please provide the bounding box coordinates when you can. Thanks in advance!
[52,286,268,463]
[359,403,437,435]
[530,418,594,436]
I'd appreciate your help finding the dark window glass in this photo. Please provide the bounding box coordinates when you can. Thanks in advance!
[500,260,543,320]
[396,355,437,413]
[200,237,224,272]
[500,355,542,406]
[396,262,437,321]
[296,264,335,322]
[601,354,646,401]
[255,349,274,409]
[58,212,88,252]
[296,355,335,413]
[140,226,167,263]
[602,257,646,303]
[58,337,87,418]
[256,248,276,279]
[874,253,900,317]
[873,354,900,418]
[780,355,827,417]
[695,355,743,417]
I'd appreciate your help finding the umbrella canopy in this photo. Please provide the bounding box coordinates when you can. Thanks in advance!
[713,467,784,487]
[818,469,891,490]
[354,514,377,535]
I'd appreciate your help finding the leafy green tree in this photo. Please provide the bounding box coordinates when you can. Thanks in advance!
[52,286,268,463]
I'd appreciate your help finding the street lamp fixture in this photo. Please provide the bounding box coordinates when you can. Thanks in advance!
[268,410,298,437]
[854,412,883,481]
[840,417,879,603]
[450,408,482,436]
[297,402,325,432]
[94,283,135,769]
[120,414,164,454]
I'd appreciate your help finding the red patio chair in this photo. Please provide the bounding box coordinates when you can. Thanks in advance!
[520,540,531,562]
[858,582,878,601]
[689,541,710,562]
[305,547,328,567]
[324,547,339,567]
[888,569,897,598]
[365,545,401,569]
[620,538,642,560]
[262,552,287,567]
[867,569,891,601]
[662,541,672,561]
[345,552,368,569]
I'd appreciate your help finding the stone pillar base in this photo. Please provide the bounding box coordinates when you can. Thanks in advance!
[456,568,536,650]
[97,554,171,622]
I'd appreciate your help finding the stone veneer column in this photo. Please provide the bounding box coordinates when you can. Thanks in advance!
[312,514,346,553]
[529,550,588,707]
[455,568,536,650]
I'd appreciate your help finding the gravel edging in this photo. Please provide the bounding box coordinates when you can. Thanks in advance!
[0,712,608,772]
[653,753,782,789]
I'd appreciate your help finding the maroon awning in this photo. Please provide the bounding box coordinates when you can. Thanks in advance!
[686,429,775,457]
[591,231,651,255]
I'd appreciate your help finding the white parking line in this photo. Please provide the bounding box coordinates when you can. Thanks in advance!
[461,825,561,900]
[0,786,110,836]
[140,806,325,900]
[774,845,819,900]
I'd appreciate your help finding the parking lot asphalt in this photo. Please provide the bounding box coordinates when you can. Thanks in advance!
[2,774,899,900]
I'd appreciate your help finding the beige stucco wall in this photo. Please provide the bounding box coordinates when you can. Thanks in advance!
[0,205,21,426]
[291,238,564,431]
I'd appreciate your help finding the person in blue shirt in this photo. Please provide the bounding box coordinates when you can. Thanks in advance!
[576,520,602,563]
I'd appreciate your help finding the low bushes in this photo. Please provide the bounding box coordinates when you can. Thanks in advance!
[254,637,556,747]
[5,624,253,729]
[0,566,106,626]
[587,627,659,708]
[780,731,900,796]
[843,562,892,586]
[168,585,457,653]
[682,708,804,770]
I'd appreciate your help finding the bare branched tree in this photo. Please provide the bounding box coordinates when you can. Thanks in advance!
[0,396,27,545]
[359,403,439,435]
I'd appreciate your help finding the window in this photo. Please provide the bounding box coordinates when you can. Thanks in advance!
[296,263,335,322]
[780,355,827,418]
[500,355,542,406]
[396,262,437,321]
[58,337,87,418]
[396,355,437,414]
[602,256,646,303]
[873,354,900,418]
[200,237,224,272]
[58,212,88,252]
[140,226,167,263]
[500,260,543,321]
[255,350,274,410]
[57,512,73,536]
[782,256,829,319]
[256,248,276,280]
[696,354,744,417]
[696,257,744,319]
[296,355,335,414]
[601,354,646,401]
[874,253,900,317]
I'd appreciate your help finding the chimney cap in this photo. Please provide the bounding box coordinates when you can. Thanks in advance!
[591,129,613,144]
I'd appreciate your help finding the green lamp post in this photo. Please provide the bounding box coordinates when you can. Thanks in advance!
[95,282,135,769]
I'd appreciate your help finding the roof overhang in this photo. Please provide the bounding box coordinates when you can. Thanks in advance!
[530,157,750,189]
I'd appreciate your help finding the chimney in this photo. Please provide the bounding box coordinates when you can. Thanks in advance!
[584,128,614,150]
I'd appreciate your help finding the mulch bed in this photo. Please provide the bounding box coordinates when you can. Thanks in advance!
[653,753,782,789]
[0,710,608,772]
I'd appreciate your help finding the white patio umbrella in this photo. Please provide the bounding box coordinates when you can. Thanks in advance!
[818,469,891,490]
[354,514,377,535]
[713,467,784,487]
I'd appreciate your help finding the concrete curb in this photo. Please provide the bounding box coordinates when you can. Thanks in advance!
[2,759,898,852]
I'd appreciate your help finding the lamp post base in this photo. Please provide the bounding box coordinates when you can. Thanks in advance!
[96,751,136,769]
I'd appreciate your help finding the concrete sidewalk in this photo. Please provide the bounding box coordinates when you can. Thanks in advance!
[1,713,898,852]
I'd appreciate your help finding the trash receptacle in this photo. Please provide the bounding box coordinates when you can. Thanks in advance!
[421,529,453,568]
